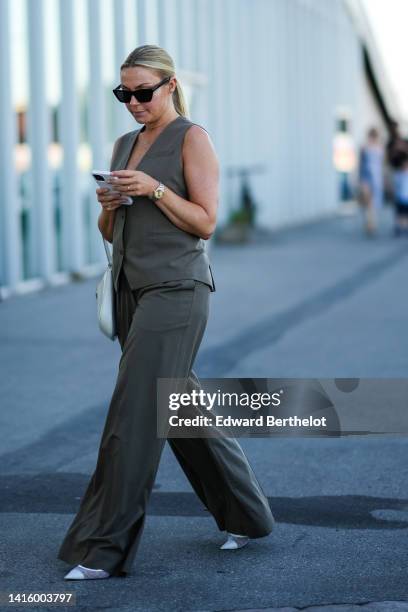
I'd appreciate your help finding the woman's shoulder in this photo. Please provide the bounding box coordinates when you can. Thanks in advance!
[110,129,139,170]
[115,128,140,146]
[111,129,139,155]
[183,118,209,137]
[181,121,211,150]
[181,121,217,168]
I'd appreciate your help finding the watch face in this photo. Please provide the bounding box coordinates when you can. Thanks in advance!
[155,187,164,199]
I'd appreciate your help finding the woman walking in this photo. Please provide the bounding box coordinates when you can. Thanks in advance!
[57,45,274,580]
[357,127,384,236]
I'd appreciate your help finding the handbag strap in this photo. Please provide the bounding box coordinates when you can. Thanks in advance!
[102,237,113,266]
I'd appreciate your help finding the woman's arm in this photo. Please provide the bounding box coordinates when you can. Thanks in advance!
[97,137,123,243]
[97,208,116,244]
[151,125,219,239]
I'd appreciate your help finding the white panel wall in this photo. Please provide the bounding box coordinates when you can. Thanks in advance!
[0,0,368,294]
[0,0,22,289]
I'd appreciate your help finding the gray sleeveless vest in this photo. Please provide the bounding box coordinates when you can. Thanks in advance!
[110,114,216,293]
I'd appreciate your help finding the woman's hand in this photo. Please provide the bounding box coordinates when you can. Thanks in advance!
[96,187,129,211]
[108,170,158,198]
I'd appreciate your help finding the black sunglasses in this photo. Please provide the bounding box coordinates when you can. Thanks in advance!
[113,76,171,103]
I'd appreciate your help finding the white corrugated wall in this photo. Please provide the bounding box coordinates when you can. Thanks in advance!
[0,0,363,294]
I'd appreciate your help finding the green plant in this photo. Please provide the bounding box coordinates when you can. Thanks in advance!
[229,208,252,224]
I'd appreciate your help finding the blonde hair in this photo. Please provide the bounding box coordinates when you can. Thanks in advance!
[120,44,189,118]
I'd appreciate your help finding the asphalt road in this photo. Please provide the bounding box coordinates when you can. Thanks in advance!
[1,204,408,611]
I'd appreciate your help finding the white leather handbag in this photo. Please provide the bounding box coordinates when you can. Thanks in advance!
[96,238,117,341]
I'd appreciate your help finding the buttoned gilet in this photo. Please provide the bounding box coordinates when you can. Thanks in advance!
[110,114,216,293]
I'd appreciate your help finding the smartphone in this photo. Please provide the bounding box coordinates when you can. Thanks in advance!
[92,170,133,205]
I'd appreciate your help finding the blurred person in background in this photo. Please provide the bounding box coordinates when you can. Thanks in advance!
[357,127,384,236]
[386,120,408,236]
[391,153,408,235]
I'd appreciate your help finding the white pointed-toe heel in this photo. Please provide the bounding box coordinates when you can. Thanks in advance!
[64,564,110,580]
[220,532,250,550]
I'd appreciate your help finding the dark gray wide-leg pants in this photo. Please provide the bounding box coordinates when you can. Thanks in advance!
[57,269,274,577]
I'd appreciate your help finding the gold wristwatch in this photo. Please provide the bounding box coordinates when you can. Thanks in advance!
[150,181,166,201]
